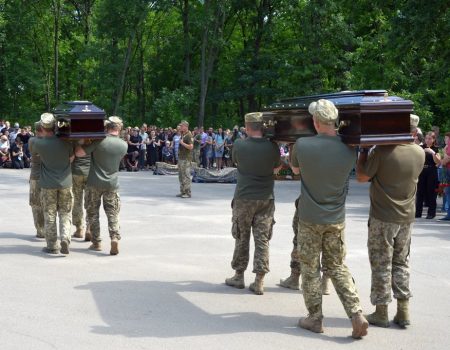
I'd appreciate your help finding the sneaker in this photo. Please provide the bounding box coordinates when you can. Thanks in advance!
[298,316,324,333]
[181,194,191,198]
[110,239,119,255]
[60,240,70,255]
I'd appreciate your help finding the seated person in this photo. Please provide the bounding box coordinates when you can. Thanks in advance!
[11,138,24,169]
[162,141,174,163]
[126,154,139,172]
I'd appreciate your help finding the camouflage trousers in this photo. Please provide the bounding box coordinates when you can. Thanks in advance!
[231,199,275,274]
[368,216,412,305]
[85,187,121,243]
[193,149,201,167]
[298,220,362,318]
[290,199,301,274]
[72,174,88,230]
[41,187,73,249]
[178,159,191,196]
[29,179,44,237]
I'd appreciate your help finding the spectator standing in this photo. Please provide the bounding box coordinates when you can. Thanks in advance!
[0,135,9,167]
[214,127,225,171]
[147,130,160,169]
[439,133,450,221]
[138,125,148,170]
[193,128,202,167]
[172,125,182,164]
[415,132,441,219]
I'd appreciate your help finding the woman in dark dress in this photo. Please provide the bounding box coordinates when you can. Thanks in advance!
[416,132,441,219]
[146,130,160,169]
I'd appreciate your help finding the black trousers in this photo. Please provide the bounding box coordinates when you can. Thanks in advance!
[416,167,438,217]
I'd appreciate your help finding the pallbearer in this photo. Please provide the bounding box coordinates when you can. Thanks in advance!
[30,113,74,254]
[28,122,45,239]
[225,112,281,295]
[71,140,91,240]
[75,116,127,255]
[290,99,368,339]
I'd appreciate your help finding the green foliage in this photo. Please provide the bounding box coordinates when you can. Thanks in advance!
[152,86,197,127]
[0,0,448,131]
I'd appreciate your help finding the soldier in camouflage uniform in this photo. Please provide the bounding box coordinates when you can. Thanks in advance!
[176,121,193,198]
[225,112,281,295]
[75,116,127,255]
[30,113,74,254]
[71,141,91,239]
[291,99,368,339]
[28,122,44,238]
[356,114,425,328]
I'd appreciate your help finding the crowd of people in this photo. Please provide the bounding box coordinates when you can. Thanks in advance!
[118,124,248,172]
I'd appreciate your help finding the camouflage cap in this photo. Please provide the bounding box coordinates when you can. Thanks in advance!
[40,113,55,129]
[410,114,420,127]
[245,112,263,123]
[308,99,338,125]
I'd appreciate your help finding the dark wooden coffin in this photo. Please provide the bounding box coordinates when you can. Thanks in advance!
[262,90,414,146]
[53,101,106,139]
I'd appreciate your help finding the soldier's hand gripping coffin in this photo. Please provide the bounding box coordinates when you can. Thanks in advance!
[53,101,106,140]
[262,90,414,146]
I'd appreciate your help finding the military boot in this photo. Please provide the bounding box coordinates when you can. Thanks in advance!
[321,276,331,295]
[225,271,245,289]
[60,240,70,255]
[351,311,369,339]
[366,305,390,328]
[89,242,102,251]
[84,228,92,242]
[72,228,85,239]
[110,238,119,255]
[279,271,300,290]
[249,273,265,295]
[393,299,410,328]
[298,315,324,333]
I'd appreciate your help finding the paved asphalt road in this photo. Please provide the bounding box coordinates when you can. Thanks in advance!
[0,169,449,350]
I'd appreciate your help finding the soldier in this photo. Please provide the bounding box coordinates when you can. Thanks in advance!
[75,116,127,255]
[72,141,91,240]
[225,112,281,295]
[176,120,193,198]
[28,122,45,239]
[279,196,332,294]
[356,114,425,328]
[290,99,368,339]
[30,113,74,254]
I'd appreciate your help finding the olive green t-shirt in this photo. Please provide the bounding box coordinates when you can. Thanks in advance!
[292,134,355,224]
[28,137,41,181]
[363,144,425,224]
[30,136,73,189]
[178,132,193,161]
[72,145,91,177]
[232,137,281,200]
[83,135,128,190]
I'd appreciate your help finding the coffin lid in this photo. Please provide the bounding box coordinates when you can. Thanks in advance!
[263,90,413,112]
[53,101,106,116]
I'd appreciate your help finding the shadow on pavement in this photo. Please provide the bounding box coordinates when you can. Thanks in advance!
[75,280,359,343]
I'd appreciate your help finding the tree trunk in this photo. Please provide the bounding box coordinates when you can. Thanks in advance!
[113,31,135,115]
[52,0,61,104]
[180,0,191,86]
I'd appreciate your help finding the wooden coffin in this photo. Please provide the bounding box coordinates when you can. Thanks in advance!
[262,90,414,146]
[53,101,106,139]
